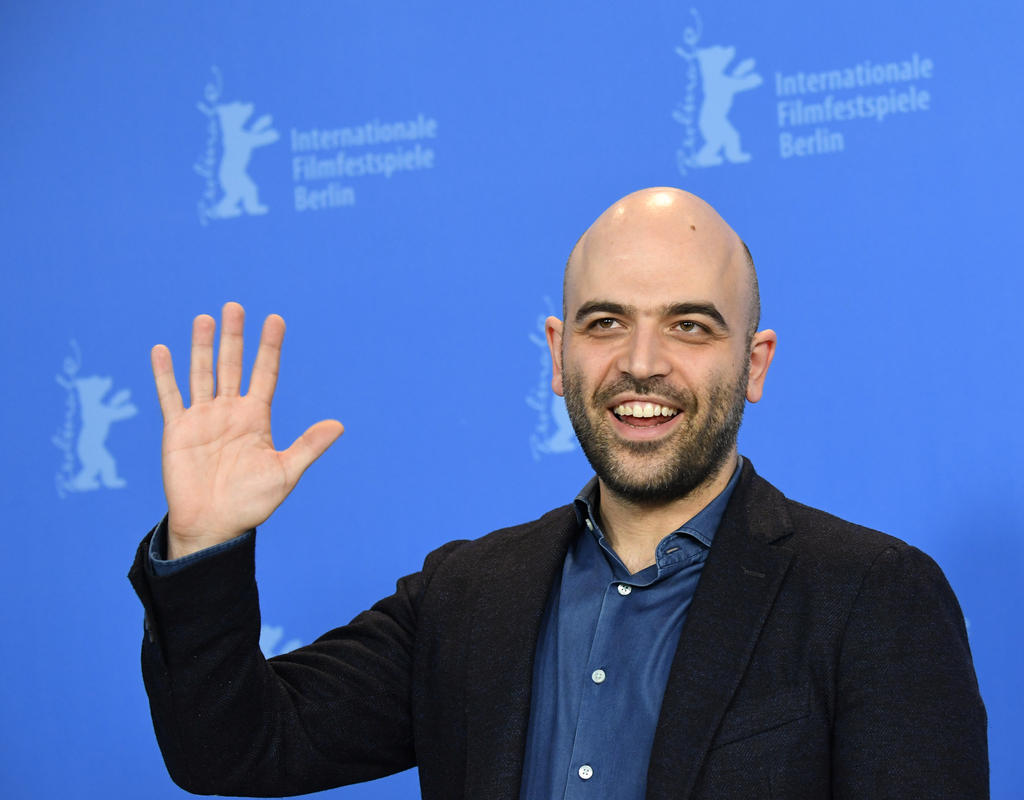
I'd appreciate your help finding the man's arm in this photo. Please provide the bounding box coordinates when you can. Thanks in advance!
[134,302,384,794]
[832,544,988,798]
[130,522,465,796]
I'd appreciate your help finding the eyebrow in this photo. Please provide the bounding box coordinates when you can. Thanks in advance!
[574,300,730,331]
[664,302,729,330]
[574,301,631,323]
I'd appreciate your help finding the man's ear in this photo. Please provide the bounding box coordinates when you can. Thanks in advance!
[746,329,777,403]
[545,316,565,397]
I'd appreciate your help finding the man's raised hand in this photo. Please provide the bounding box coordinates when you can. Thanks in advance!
[150,302,344,559]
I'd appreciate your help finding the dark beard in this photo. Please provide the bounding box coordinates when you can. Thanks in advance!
[563,365,747,505]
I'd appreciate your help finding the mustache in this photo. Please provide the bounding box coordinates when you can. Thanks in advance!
[592,376,696,411]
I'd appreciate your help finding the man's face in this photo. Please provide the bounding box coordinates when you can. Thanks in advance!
[548,190,766,505]
[561,349,748,505]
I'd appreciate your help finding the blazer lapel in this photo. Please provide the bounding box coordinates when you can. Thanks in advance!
[463,507,579,800]
[646,464,795,799]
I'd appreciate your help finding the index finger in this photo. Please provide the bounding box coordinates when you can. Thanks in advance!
[246,314,285,404]
[151,344,184,422]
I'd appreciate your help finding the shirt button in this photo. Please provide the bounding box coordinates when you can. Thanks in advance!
[617,583,632,596]
[591,669,606,684]
[578,764,594,780]
[585,518,594,531]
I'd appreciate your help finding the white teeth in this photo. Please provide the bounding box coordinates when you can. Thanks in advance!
[613,402,679,418]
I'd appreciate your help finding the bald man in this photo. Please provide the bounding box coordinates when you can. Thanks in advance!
[131,188,988,799]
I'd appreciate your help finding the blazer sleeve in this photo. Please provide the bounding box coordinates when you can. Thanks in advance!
[831,543,988,799]
[128,524,464,797]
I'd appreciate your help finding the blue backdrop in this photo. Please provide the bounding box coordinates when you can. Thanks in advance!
[2,1,1021,797]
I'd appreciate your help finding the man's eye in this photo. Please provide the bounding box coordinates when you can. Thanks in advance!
[593,318,620,330]
[675,321,704,333]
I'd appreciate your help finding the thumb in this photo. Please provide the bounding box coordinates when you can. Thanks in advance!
[280,419,344,485]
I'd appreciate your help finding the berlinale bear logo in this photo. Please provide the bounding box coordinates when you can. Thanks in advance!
[527,301,577,461]
[53,340,138,497]
[673,9,762,173]
[195,67,280,224]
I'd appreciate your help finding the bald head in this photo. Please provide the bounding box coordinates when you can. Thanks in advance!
[564,188,760,343]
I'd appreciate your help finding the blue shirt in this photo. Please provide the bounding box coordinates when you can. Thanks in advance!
[519,460,742,800]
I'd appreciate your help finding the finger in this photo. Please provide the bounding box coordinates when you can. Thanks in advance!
[280,419,344,486]
[150,344,184,422]
[216,301,246,397]
[189,314,216,405]
[247,314,285,405]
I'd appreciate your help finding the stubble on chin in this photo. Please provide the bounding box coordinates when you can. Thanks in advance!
[562,368,747,505]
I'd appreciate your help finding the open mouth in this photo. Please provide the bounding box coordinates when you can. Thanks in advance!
[611,401,680,429]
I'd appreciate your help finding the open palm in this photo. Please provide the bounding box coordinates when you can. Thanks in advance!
[151,302,343,559]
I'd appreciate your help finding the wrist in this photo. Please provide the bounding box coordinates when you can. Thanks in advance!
[166,525,245,560]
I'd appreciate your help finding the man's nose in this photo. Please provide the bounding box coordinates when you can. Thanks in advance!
[617,326,671,380]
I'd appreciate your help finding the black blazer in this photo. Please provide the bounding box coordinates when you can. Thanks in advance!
[130,460,988,798]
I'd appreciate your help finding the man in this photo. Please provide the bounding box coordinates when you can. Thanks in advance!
[130,188,988,798]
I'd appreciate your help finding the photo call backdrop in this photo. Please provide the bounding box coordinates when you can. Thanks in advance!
[2,2,1021,797]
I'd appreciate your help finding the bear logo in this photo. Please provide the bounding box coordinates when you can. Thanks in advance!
[54,342,139,496]
[206,101,280,218]
[527,307,578,460]
[70,376,137,489]
[690,45,762,166]
[68,375,137,491]
[674,11,762,172]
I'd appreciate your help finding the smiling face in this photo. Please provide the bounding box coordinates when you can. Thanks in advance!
[547,188,775,505]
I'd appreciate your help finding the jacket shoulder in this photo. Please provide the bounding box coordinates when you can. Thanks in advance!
[422,504,577,581]
[739,463,918,560]
[783,495,912,554]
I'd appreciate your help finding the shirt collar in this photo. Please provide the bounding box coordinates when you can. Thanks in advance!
[573,455,744,550]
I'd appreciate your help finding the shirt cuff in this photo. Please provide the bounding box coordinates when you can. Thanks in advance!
[148,515,255,577]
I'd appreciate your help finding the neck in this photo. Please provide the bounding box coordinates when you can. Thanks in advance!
[595,451,739,574]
